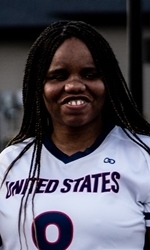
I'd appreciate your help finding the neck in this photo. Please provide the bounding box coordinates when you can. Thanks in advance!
[51,122,104,156]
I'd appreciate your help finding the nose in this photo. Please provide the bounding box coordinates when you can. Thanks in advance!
[64,79,86,93]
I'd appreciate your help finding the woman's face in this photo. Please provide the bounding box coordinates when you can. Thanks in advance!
[43,37,106,129]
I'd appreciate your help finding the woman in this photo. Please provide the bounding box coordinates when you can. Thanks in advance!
[0,20,150,249]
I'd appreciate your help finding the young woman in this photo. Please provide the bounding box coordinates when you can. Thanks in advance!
[0,20,150,249]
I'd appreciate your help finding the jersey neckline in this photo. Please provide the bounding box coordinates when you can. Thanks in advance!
[43,124,114,164]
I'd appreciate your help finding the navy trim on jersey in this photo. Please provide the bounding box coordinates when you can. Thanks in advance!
[43,124,114,163]
[144,212,150,220]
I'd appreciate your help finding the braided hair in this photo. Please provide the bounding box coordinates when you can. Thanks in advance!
[6,20,150,157]
[2,20,150,248]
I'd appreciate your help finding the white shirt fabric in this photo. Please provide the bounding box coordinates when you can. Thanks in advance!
[0,126,150,250]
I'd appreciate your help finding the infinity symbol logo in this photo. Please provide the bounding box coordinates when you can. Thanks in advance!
[104,158,115,164]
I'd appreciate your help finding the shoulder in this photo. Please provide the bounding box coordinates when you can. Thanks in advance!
[0,138,34,159]
[0,138,34,173]
[109,126,150,156]
[111,126,150,145]
[109,126,150,174]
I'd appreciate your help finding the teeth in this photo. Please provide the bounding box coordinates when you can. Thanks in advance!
[68,100,85,106]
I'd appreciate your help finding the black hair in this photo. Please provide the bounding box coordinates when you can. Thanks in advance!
[8,20,150,144]
[2,20,150,248]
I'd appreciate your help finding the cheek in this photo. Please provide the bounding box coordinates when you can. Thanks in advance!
[43,84,62,116]
[43,85,54,113]
[94,84,106,111]
[95,82,106,100]
[43,84,59,102]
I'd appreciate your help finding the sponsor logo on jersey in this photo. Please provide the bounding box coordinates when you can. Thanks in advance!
[104,158,115,164]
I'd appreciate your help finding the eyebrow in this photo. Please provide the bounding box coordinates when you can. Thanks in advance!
[81,67,97,71]
[48,65,96,72]
[46,68,66,75]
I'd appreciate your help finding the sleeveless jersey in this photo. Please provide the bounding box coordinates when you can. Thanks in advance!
[0,125,150,249]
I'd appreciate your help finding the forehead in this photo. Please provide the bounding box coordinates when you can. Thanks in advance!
[50,37,94,67]
[58,37,88,49]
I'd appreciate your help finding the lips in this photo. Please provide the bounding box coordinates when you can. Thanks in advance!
[61,95,92,106]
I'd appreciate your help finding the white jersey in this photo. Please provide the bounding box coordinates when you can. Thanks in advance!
[0,125,150,250]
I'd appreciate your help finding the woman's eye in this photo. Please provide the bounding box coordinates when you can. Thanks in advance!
[81,68,100,80]
[53,74,66,81]
[46,72,67,82]
[84,72,99,80]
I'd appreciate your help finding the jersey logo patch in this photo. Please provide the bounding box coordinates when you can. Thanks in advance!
[104,157,115,164]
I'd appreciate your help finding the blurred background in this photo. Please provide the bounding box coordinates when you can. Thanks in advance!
[0,0,150,151]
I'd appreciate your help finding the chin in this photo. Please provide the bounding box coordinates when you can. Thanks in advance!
[64,119,91,128]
